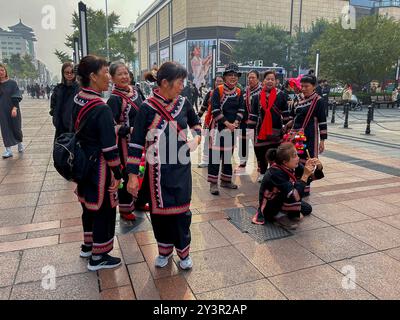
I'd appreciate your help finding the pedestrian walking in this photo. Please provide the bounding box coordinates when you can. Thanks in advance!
[0,63,24,159]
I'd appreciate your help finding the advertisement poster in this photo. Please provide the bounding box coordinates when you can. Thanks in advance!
[160,47,170,64]
[187,39,216,89]
[173,41,187,68]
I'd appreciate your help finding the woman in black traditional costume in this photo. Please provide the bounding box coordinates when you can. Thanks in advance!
[127,62,202,270]
[208,63,245,195]
[72,55,123,271]
[107,61,149,221]
[50,62,80,138]
[247,70,288,182]
[236,70,262,172]
[252,143,324,230]
[0,63,23,159]
[287,75,327,196]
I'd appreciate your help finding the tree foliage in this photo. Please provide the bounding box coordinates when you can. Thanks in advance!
[233,23,293,68]
[310,15,400,88]
[55,8,136,63]
[3,54,38,80]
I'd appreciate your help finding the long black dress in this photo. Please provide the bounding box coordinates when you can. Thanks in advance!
[0,79,23,148]
[127,89,201,261]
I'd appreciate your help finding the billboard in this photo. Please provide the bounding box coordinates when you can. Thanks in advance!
[188,39,216,89]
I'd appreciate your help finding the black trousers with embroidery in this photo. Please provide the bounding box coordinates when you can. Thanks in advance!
[151,212,192,260]
[208,130,235,183]
[81,193,117,256]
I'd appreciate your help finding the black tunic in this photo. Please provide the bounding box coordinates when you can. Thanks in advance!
[248,89,288,147]
[259,164,324,221]
[0,79,23,147]
[127,89,201,215]
[291,92,328,159]
[72,88,122,211]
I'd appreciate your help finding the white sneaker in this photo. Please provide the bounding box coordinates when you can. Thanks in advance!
[2,150,13,159]
[257,174,265,183]
[179,256,193,270]
[197,162,208,168]
[155,254,172,268]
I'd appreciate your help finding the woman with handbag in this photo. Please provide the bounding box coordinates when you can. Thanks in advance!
[286,74,327,196]
[247,70,288,183]
[127,62,202,270]
[72,55,123,271]
[107,61,149,222]
[0,63,24,159]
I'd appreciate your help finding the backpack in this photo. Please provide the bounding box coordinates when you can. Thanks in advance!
[205,85,241,127]
[53,99,103,184]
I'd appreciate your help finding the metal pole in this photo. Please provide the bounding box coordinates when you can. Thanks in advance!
[78,2,89,57]
[315,49,320,78]
[212,44,217,88]
[73,37,80,64]
[344,103,349,128]
[396,58,400,87]
[331,102,336,124]
[105,0,110,61]
[365,104,373,135]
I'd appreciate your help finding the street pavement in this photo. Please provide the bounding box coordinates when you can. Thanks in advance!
[0,97,399,300]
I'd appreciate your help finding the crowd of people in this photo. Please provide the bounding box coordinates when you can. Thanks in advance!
[26,83,52,99]
[0,57,329,271]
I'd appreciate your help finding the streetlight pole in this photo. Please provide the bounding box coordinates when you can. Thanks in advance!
[315,49,320,78]
[105,0,110,61]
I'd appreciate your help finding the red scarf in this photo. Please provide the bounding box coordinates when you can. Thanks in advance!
[258,86,277,140]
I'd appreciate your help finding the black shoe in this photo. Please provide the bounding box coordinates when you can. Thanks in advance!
[80,244,92,258]
[87,254,122,271]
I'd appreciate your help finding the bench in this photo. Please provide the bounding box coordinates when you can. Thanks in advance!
[371,95,398,109]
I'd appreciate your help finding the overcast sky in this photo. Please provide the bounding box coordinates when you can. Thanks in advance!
[0,0,154,78]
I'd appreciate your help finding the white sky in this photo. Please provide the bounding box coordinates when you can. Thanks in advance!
[0,0,154,77]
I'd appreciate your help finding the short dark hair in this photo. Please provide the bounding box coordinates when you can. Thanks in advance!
[301,75,317,86]
[77,55,108,87]
[263,70,277,80]
[266,142,296,165]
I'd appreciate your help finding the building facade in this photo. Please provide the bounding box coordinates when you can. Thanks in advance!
[0,20,37,62]
[133,0,350,85]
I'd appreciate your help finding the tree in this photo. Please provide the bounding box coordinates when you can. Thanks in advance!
[55,8,137,64]
[292,19,330,71]
[233,23,293,68]
[3,54,38,80]
[311,15,400,89]
[54,50,72,64]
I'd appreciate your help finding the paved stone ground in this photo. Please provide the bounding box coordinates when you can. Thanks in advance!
[0,97,399,300]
